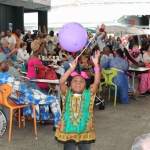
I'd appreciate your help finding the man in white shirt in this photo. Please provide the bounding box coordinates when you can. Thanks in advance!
[5,29,16,44]
[46,30,58,54]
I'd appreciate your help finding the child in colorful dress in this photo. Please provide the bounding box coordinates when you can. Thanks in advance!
[55,51,101,150]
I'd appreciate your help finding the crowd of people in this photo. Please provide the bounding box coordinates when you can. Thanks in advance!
[0,24,150,149]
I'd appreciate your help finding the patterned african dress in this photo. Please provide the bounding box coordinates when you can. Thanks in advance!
[0,72,61,126]
[55,86,96,144]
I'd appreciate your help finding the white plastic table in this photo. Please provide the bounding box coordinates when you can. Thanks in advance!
[128,67,150,88]
[128,67,150,100]
[31,79,59,84]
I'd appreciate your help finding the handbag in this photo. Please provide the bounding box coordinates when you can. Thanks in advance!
[36,66,58,80]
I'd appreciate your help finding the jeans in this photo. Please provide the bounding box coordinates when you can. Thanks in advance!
[128,77,135,93]
[26,78,41,91]
[64,143,91,150]
[14,63,22,70]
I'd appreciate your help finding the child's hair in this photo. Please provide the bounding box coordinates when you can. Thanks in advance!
[101,23,105,28]
[67,76,91,90]
[20,42,27,48]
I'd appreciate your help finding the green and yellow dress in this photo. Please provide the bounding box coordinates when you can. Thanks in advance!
[55,86,96,144]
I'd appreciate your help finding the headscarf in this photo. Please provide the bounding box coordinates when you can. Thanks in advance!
[127,47,141,66]
[129,47,140,55]
[31,40,41,52]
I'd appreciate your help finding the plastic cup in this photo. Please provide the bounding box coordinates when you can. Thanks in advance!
[42,56,45,60]
[38,55,41,59]
[53,56,55,60]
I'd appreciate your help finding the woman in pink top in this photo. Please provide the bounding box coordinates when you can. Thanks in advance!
[26,40,57,126]
[26,40,48,91]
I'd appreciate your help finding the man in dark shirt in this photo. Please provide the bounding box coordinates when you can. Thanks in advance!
[23,30,34,54]
[129,36,135,50]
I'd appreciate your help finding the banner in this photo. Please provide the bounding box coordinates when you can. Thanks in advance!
[8,23,13,31]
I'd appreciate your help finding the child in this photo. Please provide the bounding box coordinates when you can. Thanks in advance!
[99,24,105,33]
[55,51,101,150]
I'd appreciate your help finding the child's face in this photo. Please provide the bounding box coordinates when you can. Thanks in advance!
[70,76,86,94]
[101,24,105,30]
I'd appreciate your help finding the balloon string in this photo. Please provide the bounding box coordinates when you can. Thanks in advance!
[76,34,96,59]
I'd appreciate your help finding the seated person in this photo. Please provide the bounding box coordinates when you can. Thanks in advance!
[128,46,144,67]
[126,47,150,94]
[0,38,23,70]
[26,40,48,91]
[53,42,61,56]
[63,51,82,72]
[17,42,29,65]
[7,60,25,84]
[100,46,110,67]
[102,49,130,104]
[0,53,61,126]
[59,46,71,63]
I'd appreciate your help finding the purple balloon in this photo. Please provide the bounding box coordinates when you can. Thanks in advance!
[58,22,87,52]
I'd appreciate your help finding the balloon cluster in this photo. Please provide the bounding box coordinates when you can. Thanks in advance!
[58,22,87,52]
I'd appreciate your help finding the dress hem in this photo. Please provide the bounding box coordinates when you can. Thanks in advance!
[55,137,95,144]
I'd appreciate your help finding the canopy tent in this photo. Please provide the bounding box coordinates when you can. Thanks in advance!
[51,0,150,7]
[86,28,96,33]
[96,25,150,35]
[47,3,150,29]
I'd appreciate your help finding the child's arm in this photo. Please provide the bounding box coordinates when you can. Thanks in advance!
[59,58,78,95]
[91,51,101,95]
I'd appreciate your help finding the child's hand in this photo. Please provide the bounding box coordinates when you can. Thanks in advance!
[70,58,78,70]
[92,50,100,67]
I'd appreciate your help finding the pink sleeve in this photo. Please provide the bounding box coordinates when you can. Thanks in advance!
[143,52,148,63]
[28,60,33,66]
[40,61,43,66]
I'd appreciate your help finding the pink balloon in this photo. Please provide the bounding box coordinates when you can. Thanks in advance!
[58,22,87,52]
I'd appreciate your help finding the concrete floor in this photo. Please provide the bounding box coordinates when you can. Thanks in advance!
[0,91,150,150]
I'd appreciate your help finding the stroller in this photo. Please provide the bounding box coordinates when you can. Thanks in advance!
[95,95,105,110]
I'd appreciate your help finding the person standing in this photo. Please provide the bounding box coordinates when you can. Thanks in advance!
[46,30,58,54]
[55,51,100,150]
[37,32,47,56]
[24,30,34,54]
[5,29,16,45]
[12,29,20,49]
[0,31,5,42]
